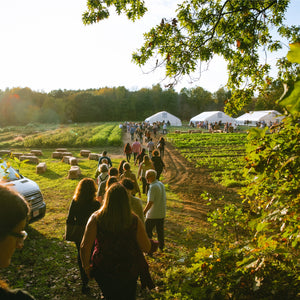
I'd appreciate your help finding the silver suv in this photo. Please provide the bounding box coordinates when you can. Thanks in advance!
[0,160,46,223]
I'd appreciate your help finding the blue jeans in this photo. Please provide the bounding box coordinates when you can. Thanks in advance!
[145,218,165,250]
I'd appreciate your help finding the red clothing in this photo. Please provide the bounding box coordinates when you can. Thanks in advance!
[124,145,132,154]
[132,141,141,153]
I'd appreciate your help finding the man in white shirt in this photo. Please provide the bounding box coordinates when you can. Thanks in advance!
[143,169,166,251]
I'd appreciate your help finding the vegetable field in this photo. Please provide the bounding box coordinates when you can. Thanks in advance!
[167,132,247,187]
[0,122,123,148]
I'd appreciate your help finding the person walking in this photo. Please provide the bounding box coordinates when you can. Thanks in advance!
[151,150,166,180]
[0,184,35,299]
[66,178,100,294]
[80,183,157,300]
[121,178,144,222]
[137,155,154,195]
[97,163,109,186]
[135,148,146,166]
[143,170,166,251]
[97,151,112,168]
[120,162,141,197]
[146,138,155,158]
[118,160,126,177]
[157,136,166,159]
[162,123,167,134]
[132,139,142,162]
[130,125,136,141]
[97,167,119,203]
[124,143,132,162]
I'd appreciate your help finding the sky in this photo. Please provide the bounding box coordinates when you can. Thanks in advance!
[0,0,299,94]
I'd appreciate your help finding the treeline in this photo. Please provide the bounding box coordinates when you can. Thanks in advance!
[0,83,283,126]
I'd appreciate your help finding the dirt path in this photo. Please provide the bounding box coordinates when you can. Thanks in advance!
[120,131,241,227]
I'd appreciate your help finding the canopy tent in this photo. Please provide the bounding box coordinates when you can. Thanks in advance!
[145,111,182,126]
[235,110,284,126]
[189,111,235,125]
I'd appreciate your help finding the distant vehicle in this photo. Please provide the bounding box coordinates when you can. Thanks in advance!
[0,160,46,223]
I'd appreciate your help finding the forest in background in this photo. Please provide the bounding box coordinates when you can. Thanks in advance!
[0,82,283,126]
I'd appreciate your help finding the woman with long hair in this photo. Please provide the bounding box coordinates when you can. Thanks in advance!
[137,155,154,195]
[81,183,156,299]
[66,178,100,294]
[0,184,35,299]
[118,160,126,177]
[105,176,119,192]
[124,143,132,162]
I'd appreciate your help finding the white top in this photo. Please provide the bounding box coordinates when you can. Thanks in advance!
[146,180,166,219]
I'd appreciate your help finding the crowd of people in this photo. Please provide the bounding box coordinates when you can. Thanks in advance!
[70,141,167,299]
[190,120,238,133]
[0,129,168,299]
[119,121,170,143]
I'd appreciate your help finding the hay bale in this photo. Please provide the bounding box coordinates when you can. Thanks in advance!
[89,153,100,161]
[31,150,43,156]
[52,152,63,159]
[80,150,91,157]
[11,152,23,159]
[67,166,81,179]
[20,155,39,164]
[69,157,78,166]
[61,152,72,157]
[0,150,11,156]
[56,148,68,152]
[213,130,223,133]
[36,162,47,174]
[62,156,72,163]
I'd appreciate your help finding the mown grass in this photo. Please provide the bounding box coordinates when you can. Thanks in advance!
[0,142,212,299]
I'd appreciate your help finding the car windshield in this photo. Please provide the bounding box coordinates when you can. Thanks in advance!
[0,162,21,181]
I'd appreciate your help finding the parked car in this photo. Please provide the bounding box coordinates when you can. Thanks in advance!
[0,160,46,223]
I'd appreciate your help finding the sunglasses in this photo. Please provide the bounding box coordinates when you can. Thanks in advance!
[9,230,28,242]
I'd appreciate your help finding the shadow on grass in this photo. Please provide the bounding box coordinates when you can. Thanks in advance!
[38,169,62,180]
[0,226,102,300]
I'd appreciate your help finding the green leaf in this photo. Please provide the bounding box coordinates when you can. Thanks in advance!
[256,221,268,233]
[287,43,300,64]
[280,80,300,115]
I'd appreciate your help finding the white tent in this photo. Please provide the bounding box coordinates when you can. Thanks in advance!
[189,111,235,125]
[145,111,182,126]
[235,110,284,126]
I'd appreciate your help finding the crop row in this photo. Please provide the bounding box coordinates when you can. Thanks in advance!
[0,123,122,148]
[167,132,247,187]
[168,132,247,148]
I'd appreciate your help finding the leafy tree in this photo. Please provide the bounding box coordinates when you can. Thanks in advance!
[213,87,231,112]
[162,43,300,300]
[82,0,300,114]
[252,79,284,111]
